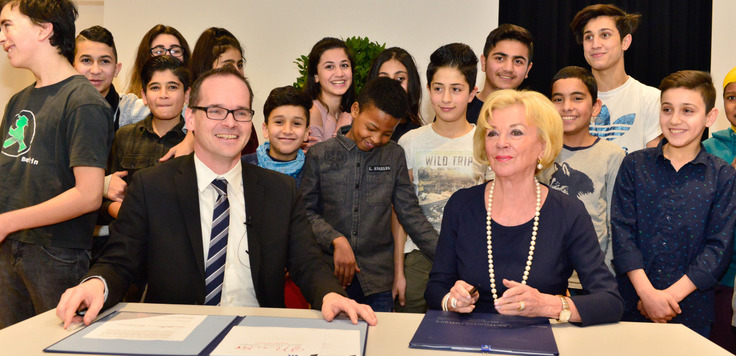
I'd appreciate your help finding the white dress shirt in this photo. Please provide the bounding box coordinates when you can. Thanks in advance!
[194,154,258,307]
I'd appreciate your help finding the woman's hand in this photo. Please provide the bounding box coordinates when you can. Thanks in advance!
[447,280,479,313]
[494,279,559,318]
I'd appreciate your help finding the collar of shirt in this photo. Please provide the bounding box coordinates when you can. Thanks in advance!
[335,125,358,151]
[655,138,709,167]
[140,114,186,138]
[193,153,243,193]
[104,83,120,113]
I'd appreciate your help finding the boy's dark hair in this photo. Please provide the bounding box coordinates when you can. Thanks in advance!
[141,55,191,93]
[483,24,534,62]
[189,27,244,82]
[263,86,312,126]
[357,77,408,120]
[304,37,356,113]
[189,65,253,108]
[426,43,478,89]
[1,0,78,63]
[551,66,598,102]
[570,4,641,44]
[659,70,716,113]
[76,25,117,62]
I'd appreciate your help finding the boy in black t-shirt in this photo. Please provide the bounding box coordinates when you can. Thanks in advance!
[0,0,112,327]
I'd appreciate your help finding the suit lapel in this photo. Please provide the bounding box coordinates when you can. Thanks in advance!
[243,163,264,292]
[175,155,206,280]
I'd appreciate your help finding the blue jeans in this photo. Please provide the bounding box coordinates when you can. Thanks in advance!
[0,240,89,328]
[345,276,394,312]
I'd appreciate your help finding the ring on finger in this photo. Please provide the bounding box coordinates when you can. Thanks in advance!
[517,301,525,311]
[451,297,458,309]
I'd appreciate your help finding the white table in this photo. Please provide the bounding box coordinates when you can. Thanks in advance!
[0,302,729,355]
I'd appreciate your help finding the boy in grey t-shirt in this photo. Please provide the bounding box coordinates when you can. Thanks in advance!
[0,0,112,327]
[540,66,624,289]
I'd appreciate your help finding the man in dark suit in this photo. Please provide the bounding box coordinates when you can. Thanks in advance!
[56,66,376,328]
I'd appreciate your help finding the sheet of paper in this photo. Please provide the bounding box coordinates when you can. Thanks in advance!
[211,325,360,356]
[83,313,206,341]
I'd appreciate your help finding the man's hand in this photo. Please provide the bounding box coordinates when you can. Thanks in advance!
[392,271,406,307]
[321,292,377,326]
[159,132,194,162]
[332,236,360,287]
[106,171,128,202]
[56,278,106,329]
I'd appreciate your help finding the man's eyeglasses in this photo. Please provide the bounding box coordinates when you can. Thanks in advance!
[190,106,255,122]
[150,45,184,57]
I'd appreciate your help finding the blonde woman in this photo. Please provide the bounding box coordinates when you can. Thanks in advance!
[425,90,623,326]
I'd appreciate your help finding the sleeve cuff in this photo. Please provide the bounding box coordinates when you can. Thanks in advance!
[686,269,718,291]
[81,275,109,302]
[612,251,645,275]
[103,175,112,198]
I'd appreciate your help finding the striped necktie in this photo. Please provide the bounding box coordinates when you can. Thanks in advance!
[205,178,229,305]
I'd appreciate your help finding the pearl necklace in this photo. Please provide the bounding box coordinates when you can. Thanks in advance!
[486,178,541,301]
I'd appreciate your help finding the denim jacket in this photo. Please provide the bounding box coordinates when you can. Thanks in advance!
[302,126,438,295]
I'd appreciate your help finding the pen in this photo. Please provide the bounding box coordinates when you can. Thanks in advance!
[468,285,478,295]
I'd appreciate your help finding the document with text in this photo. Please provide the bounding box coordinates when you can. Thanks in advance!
[211,326,359,356]
[83,313,206,341]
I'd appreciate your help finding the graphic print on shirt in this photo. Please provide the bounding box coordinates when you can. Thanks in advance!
[324,146,348,170]
[549,162,594,199]
[589,105,635,153]
[2,110,36,157]
[415,150,476,232]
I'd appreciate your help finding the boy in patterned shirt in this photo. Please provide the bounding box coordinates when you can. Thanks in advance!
[612,70,736,336]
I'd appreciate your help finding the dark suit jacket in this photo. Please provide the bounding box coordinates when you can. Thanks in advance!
[89,154,345,310]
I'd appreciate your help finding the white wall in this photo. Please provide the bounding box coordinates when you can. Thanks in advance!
[710,0,736,133]
[101,0,497,141]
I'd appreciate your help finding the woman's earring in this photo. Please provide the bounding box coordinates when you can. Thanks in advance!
[537,159,543,170]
